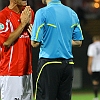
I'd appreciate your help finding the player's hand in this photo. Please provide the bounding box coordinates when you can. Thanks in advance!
[20,6,31,26]
[87,67,92,75]
[27,24,33,35]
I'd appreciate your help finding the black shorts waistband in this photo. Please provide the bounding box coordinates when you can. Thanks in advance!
[40,58,74,64]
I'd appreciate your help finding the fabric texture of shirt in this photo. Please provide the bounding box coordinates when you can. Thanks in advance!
[0,47,2,61]
[0,7,34,76]
[87,41,100,72]
[31,1,84,59]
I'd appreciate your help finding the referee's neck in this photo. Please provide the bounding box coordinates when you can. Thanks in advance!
[46,0,51,5]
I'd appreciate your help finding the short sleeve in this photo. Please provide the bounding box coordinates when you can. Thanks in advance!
[87,44,94,57]
[0,13,10,46]
[72,11,84,41]
[31,9,45,42]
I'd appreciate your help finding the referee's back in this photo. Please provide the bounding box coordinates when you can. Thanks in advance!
[31,0,83,59]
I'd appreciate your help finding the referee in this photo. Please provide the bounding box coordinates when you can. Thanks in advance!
[31,0,84,100]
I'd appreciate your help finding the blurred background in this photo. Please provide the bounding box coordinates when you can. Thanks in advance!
[0,0,100,95]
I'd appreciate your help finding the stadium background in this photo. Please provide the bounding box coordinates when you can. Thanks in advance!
[0,0,100,94]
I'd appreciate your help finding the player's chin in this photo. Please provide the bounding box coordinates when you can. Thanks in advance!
[22,1,27,6]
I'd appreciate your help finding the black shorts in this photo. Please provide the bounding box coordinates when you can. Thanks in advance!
[35,58,74,100]
[92,72,100,82]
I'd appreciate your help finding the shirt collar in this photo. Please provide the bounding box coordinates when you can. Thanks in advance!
[47,0,61,6]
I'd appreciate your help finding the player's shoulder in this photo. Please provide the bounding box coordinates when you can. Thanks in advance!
[31,8,34,14]
[30,9,35,17]
[0,7,8,14]
[88,43,95,49]
[93,41,100,47]
[0,7,10,17]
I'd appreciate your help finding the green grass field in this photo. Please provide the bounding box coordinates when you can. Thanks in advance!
[33,88,100,100]
[0,92,98,100]
[72,89,100,100]
[72,93,94,100]
[0,88,98,100]
[33,93,97,100]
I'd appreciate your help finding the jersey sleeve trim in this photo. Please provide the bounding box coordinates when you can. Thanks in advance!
[0,19,9,34]
[35,23,45,41]
[47,23,57,28]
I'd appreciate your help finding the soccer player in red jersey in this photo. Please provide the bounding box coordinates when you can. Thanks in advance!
[0,0,34,100]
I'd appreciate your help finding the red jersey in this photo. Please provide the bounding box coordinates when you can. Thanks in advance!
[0,7,34,76]
[0,47,2,61]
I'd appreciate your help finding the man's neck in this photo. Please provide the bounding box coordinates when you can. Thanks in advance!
[46,0,51,5]
[46,0,61,5]
[8,3,22,14]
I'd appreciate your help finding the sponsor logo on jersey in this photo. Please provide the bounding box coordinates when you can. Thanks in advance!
[0,23,4,30]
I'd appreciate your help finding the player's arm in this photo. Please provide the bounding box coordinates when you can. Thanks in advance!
[3,6,31,47]
[87,56,93,75]
[72,40,82,47]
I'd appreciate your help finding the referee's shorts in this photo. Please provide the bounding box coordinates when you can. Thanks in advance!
[35,58,74,100]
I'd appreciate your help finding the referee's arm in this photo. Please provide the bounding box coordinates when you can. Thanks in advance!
[72,40,82,47]
[31,41,40,48]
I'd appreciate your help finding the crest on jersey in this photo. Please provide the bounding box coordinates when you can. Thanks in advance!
[0,23,4,30]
